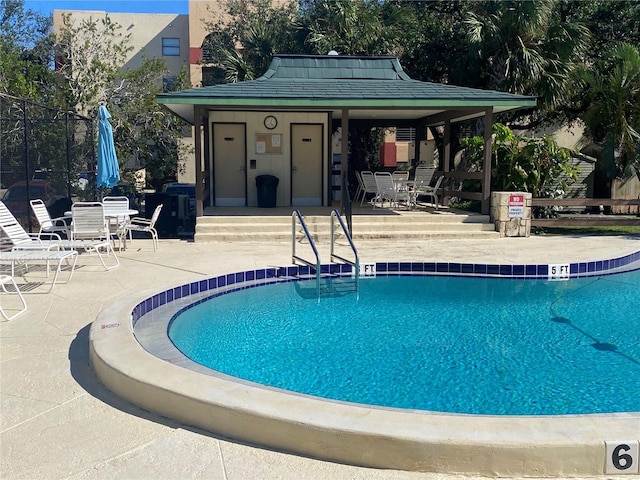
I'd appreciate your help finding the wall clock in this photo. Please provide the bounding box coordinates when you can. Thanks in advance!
[264,115,278,130]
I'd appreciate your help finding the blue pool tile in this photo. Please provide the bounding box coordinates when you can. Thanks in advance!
[208,278,217,290]
[538,265,548,276]
[487,264,500,275]
[436,263,448,273]
[399,262,412,272]
[387,262,400,273]
[376,262,388,273]
[461,263,474,274]
[256,269,265,280]
[499,265,512,276]
[181,284,190,297]
[513,265,525,276]
[449,263,461,273]
[423,262,436,273]
[475,264,487,275]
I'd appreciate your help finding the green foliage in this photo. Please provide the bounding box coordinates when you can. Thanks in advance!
[574,42,640,181]
[0,0,58,102]
[461,123,578,199]
[110,59,192,188]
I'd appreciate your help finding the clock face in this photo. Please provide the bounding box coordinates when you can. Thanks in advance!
[264,115,277,130]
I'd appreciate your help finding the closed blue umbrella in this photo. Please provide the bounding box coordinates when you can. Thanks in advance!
[97,105,120,188]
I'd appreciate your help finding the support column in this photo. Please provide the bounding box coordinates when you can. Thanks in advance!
[482,108,494,215]
[442,119,451,205]
[194,106,204,218]
[340,108,349,209]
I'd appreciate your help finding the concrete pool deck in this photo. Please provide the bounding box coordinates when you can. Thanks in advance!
[2,234,640,479]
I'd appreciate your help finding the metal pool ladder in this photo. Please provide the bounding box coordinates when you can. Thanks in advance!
[291,209,359,298]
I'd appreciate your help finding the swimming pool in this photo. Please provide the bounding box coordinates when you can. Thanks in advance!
[168,273,640,416]
[90,252,640,477]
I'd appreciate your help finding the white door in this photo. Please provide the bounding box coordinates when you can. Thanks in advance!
[213,123,246,206]
[291,124,323,206]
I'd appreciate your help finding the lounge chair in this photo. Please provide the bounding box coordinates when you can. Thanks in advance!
[0,249,78,294]
[30,199,70,238]
[353,171,365,205]
[117,203,163,251]
[0,274,28,320]
[0,200,119,271]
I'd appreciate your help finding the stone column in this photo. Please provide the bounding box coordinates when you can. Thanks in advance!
[490,191,532,237]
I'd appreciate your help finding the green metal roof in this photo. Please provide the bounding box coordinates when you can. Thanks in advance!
[158,55,536,124]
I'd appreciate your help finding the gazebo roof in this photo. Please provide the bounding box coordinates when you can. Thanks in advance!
[157,54,537,124]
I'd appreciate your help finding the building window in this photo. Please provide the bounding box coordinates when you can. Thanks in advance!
[395,127,415,142]
[162,76,177,92]
[162,38,180,56]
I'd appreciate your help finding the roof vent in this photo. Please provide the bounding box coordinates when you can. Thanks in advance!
[327,50,339,56]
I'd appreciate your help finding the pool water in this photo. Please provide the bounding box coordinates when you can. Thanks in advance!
[168,271,640,415]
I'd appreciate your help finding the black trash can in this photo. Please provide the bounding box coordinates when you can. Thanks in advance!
[256,174,279,208]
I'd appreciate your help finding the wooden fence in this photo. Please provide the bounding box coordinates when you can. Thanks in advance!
[531,198,640,227]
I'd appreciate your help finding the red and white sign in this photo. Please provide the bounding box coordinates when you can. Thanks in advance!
[508,194,524,218]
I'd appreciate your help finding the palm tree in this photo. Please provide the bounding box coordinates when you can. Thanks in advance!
[576,42,640,183]
[462,0,590,110]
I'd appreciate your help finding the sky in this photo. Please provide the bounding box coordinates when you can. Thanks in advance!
[23,0,189,15]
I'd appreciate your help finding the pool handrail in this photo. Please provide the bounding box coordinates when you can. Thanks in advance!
[330,209,359,284]
[291,209,321,296]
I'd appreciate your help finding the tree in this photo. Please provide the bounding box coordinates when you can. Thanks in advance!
[461,0,590,126]
[110,57,192,189]
[0,0,62,105]
[575,42,640,190]
[55,13,189,188]
[301,0,408,56]
[202,0,303,83]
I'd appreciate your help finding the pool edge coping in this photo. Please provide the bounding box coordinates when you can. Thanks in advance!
[89,256,640,477]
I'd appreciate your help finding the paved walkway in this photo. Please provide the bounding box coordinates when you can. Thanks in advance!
[2,235,639,479]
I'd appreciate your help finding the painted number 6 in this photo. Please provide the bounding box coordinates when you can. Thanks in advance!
[613,444,633,470]
[606,441,639,474]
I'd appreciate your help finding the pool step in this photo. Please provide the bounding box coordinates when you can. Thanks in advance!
[194,211,500,242]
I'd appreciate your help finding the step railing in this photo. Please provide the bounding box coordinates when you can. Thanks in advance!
[291,209,321,297]
[329,209,359,297]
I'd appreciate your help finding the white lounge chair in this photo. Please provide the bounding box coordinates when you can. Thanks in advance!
[0,200,119,271]
[117,203,163,251]
[30,199,70,238]
[353,171,365,205]
[0,274,28,320]
[0,249,78,294]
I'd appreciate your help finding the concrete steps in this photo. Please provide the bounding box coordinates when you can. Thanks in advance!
[194,210,500,242]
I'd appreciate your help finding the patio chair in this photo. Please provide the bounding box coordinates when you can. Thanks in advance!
[117,203,163,251]
[392,170,409,183]
[359,171,378,206]
[413,166,436,190]
[353,171,365,205]
[0,274,28,320]
[415,175,444,208]
[103,196,132,243]
[373,172,411,209]
[30,199,70,239]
